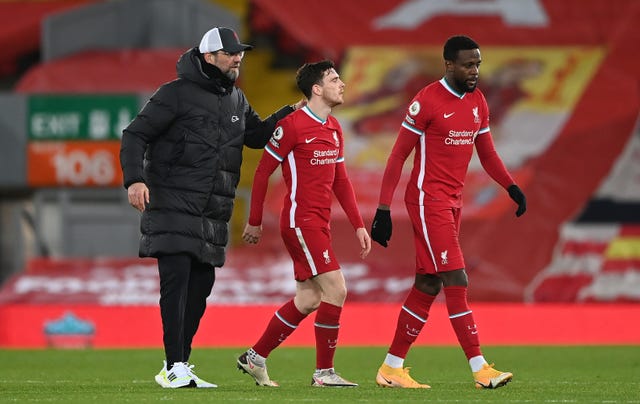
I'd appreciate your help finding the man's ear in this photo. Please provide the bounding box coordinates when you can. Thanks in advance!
[444,60,453,72]
[312,83,322,97]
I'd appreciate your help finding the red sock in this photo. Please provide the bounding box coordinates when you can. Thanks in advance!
[314,301,342,370]
[252,299,307,358]
[444,286,482,359]
[388,286,436,359]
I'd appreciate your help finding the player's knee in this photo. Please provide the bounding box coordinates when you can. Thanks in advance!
[295,291,322,314]
[319,284,347,307]
[441,269,468,287]
[417,282,441,296]
[298,299,321,314]
[415,274,442,296]
[330,286,348,306]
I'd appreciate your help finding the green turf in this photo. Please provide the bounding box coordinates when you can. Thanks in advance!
[1,346,638,403]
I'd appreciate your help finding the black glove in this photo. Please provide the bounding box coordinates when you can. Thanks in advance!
[371,208,392,247]
[508,184,527,217]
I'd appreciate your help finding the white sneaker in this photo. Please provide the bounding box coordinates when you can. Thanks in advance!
[311,368,358,387]
[154,361,196,388]
[185,362,217,388]
[236,352,279,387]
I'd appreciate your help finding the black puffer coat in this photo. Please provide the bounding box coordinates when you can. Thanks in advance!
[120,48,292,266]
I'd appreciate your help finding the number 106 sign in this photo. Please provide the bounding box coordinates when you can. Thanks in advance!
[27,141,123,187]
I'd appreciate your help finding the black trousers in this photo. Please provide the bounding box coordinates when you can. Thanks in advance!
[157,254,215,366]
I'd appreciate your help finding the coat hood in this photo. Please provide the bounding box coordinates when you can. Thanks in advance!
[176,47,235,94]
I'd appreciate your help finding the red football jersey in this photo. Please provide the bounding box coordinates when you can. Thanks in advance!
[380,78,492,208]
[249,106,363,230]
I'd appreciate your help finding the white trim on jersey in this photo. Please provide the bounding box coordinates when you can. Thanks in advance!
[287,152,298,227]
[295,227,318,276]
[302,105,326,124]
[409,122,438,271]
[265,144,284,162]
[401,120,424,135]
[417,134,426,206]
[439,77,466,99]
[419,203,439,272]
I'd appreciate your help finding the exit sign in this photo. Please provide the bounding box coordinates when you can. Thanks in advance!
[28,95,138,141]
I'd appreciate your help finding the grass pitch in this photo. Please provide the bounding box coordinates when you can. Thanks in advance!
[2,345,638,403]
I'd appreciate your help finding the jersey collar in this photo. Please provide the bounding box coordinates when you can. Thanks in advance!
[440,77,466,99]
[302,105,327,124]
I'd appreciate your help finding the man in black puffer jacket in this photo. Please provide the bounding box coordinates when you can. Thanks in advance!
[120,26,304,389]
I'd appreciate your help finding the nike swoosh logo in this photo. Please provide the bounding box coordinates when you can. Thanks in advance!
[443,112,455,118]
[305,137,317,143]
[381,375,393,385]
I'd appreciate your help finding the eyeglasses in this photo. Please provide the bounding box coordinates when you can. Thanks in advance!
[216,50,244,59]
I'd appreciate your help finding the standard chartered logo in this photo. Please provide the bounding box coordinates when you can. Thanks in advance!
[310,149,339,165]
[446,129,476,145]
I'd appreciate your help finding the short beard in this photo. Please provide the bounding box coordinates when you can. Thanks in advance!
[456,77,476,93]
[225,69,239,82]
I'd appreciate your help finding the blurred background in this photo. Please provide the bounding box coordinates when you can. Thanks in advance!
[0,0,638,348]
